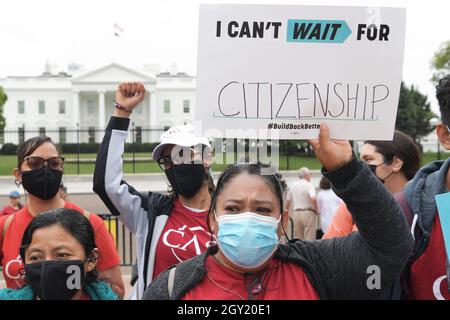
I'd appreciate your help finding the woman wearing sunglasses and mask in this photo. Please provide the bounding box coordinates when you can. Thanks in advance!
[144,124,414,300]
[0,136,124,298]
[0,208,118,300]
[94,82,214,300]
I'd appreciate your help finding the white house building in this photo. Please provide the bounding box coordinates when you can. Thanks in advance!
[0,62,196,144]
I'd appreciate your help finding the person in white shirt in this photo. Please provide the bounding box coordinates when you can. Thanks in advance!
[286,167,317,240]
[316,176,342,234]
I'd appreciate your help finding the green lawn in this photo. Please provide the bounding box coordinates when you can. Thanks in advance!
[0,152,447,176]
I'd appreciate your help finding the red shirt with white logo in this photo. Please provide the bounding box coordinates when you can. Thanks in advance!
[0,202,120,289]
[409,214,450,300]
[153,199,211,278]
[182,255,320,300]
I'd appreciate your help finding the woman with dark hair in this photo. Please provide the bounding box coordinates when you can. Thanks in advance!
[143,124,413,300]
[0,208,118,300]
[0,136,124,298]
[323,130,421,239]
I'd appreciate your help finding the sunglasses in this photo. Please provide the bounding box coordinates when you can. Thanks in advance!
[157,147,203,170]
[23,156,65,171]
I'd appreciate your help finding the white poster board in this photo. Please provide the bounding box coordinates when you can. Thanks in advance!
[196,4,406,140]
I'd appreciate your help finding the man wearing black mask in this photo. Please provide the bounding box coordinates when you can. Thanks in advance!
[94,82,214,300]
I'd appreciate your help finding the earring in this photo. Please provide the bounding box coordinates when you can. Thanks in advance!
[15,180,21,188]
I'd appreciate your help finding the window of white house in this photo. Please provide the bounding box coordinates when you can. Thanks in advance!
[38,101,45,114]
[87,100,95,115]
[183,100,190,113]
[163,100,171,113]
[59,127,67,144]
[135,126,142,144]
[18,127,25,144]
[88,127,95,143]
[59,100,66,114]
[18,101,25,114]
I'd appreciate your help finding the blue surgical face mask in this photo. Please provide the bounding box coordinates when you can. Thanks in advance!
[214,212,281,269]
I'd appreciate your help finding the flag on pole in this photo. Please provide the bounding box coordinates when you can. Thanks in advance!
[114,23,124,37]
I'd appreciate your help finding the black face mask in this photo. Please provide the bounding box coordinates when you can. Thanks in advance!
[368,163,394,184]
[21,166,63,200]
[25,260,85,300]
[165,163,206,198]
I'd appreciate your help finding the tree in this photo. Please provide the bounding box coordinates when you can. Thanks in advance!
[395,82,436,143]
[0,86,6,131]
[431,40,450,84]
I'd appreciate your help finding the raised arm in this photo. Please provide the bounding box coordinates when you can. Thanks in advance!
[296,124,414,299]
[93,82,150,234]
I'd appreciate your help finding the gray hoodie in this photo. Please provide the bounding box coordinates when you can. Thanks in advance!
[404,158,450,256]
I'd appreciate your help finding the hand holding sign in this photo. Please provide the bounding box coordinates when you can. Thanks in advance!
[114,82,146,117]
[308,123,353,172]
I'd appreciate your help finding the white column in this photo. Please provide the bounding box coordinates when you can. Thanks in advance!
[72,91,80,127]
[98,91,105,129]
[150,91,157,127]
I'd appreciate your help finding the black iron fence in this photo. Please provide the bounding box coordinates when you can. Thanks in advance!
[98,214,135,266]
[0,126,447,176]
[0,127,325,175]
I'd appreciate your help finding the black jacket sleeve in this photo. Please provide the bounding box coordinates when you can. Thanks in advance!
[292,156,414,299]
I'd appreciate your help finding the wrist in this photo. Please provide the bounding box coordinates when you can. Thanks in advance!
[113,102,132,119]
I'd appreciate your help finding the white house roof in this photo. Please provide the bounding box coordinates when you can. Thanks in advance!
[71,62,157,84]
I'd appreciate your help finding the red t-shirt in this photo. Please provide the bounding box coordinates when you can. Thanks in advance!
[153,199,211,278]
[409,214,450,300]
[182,256,320,300]
[79,292,91,300]
[0,205,20,216]
[0,202,120,289]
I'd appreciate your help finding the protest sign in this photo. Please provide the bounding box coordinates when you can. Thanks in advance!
[196,4,406,140]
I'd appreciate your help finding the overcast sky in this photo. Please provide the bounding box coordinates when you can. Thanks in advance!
[0,0,448,113]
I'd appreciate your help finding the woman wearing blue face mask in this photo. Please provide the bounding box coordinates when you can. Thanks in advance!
[144,124,414,300]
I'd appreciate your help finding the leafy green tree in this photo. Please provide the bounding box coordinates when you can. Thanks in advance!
[0,86,6,131]
[431,40,450,84]
[396,82,436,143]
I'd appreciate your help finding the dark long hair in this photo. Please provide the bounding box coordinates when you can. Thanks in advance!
[20,208,98,283]
[437,74,450,127]
[364,130,421,180]
[17,136,60,168]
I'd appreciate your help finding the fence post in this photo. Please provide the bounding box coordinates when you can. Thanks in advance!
[76,123,80,175]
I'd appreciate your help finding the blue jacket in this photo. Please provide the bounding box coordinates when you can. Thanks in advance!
[0,280,119,300]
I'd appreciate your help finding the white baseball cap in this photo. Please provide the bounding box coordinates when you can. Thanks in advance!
[152,124,211,161]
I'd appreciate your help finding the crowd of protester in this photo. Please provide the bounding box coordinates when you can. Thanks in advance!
[0,75,449,300]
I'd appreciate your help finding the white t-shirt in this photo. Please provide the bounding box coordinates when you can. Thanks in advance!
[317,189,343,232]
[287,179,317,210]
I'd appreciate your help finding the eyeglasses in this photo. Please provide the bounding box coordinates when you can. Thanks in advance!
[24,156,65,171]
[157,147,202,170]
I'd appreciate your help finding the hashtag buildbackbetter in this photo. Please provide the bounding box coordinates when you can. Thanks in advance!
[268,123,321,130]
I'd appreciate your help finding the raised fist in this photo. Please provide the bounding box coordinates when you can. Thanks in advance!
[308,123,353,172]
[115,82,146,112]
